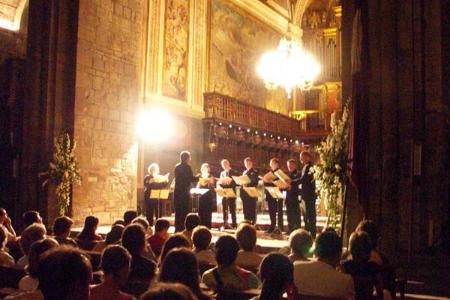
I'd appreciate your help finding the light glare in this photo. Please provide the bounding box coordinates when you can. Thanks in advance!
[136,108,173,144]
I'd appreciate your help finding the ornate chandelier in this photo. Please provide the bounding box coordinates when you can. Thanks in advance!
[257,1,320,98]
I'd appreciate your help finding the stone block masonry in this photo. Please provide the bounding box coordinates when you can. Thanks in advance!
[72,0,144,224]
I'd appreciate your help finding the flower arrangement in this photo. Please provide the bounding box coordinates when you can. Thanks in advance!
[313,99,351,229]
[41,131,82,216]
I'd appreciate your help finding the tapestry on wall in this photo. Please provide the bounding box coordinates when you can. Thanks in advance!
[162,0,189,100]
[209,0,290,115]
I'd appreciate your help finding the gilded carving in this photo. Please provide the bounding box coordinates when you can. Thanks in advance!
[162,0,189,100]
[208,0,290,115]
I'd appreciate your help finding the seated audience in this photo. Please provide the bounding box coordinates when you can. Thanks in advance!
[202,235,259,291]
[235,224,262,271]
[53,216,77,247]
[38,248,93,300]
[121,224,157,297]
[124,211,138,227]
[17,223,47,268]
[342,231,384,299]
[192,226,216,265]
[356,220,382,265]
[253,253,297,300]
[90,245,135,300]
[159,233,191,264]
[182,213,201,246]
[0,226,15,267]
[93,224,125,253]
[159,248,212,300]
[19,238,59,292]
[140,282,198,300]
[22,211,43,232]
[148,218,170,257]
[130,217,156,261]
[293,230,354,299]
[288,229,312,262]
[76,216,103,250]
[0,207,17,242]
[114,220,126,226]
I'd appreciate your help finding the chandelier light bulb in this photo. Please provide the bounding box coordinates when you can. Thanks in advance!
[257,38,321,98]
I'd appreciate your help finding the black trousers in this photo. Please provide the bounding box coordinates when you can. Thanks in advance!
[241,193,257,224]
[222,197,237,226]
[285,198,301,233]
[199,193,213,228]
[174,194,191,232]
[304,199,317,238]
[144,199,160,226]
[267,195,284,230]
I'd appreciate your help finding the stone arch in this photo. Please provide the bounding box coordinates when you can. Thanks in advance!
[293,0,312,27]
[0,0,28,31]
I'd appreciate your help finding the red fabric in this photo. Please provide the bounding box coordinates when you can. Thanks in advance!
[147,234,166,257]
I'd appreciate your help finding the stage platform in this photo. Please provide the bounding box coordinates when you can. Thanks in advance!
[73,212,328,254]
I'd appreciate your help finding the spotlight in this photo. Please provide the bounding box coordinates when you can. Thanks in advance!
[136,108,174,144]
[229,124,233,128]
[247,129,251,133]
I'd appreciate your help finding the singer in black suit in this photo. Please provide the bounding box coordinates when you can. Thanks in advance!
[285,159,301,233]
[299,151,317,238]
[241,157,259,224]
[143,163,168,226]
[219,159,239,229]
[174,151,198,232]
[263,158,284,233]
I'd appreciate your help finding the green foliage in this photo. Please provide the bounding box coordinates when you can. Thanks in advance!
[313,99,351,229]
[42,131,82,216]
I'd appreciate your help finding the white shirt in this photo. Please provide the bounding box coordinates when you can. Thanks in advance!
[294,260,354,300]
[235,250,263,271]
[195,249,216,265]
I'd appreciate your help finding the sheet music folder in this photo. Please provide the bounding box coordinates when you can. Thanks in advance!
[274,169,290,183]
[149,189,170,200]
[243,187,260,198]
[190,188,209,195]
[265,187,284,199]
[215,188,236,198]
[232,175,251,186]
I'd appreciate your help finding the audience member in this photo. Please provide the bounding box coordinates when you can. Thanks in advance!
[342,231,384,299]
[356,220,382,265]
[38,248,93,300]
[159,233,190,265]
[91,245,135,300]
[202,235,259,291]
[140,283,198,300]
[93,224,125,253]
[235,224,262,271]
[114,220,126,226]
[192,226,216,265]
[121,224,157,297]
[132,216,153,237]
[22,211,43,231]
[182,213,201,246]
[293,230,354,299]
[19,238,59,292]
[159,248,212,300]
[148,218,170,257]
[0,226,15,267]
[76,216,103,250]
[288,229,312,262]
[0,208,17,242]
[17,223,47,268]
[53,216,77,247]
[124,211,138,227]
[253,253,297,300]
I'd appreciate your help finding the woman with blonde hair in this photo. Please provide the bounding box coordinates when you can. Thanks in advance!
[196,163,216,228]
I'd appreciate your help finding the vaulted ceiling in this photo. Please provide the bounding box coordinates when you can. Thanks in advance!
[0,0,27,31]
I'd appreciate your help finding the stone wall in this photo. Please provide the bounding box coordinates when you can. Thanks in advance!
[72,0,145,224]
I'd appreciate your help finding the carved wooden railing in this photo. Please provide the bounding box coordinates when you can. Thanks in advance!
[204,92,302,138]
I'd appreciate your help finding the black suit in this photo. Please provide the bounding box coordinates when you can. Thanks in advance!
[241,168,259,224]
[219,168,239,227]
[264,168,284,231]
[174,162,198,232]
[285,169,301,232]
[299,163,317,237]
[143,174,168,226]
